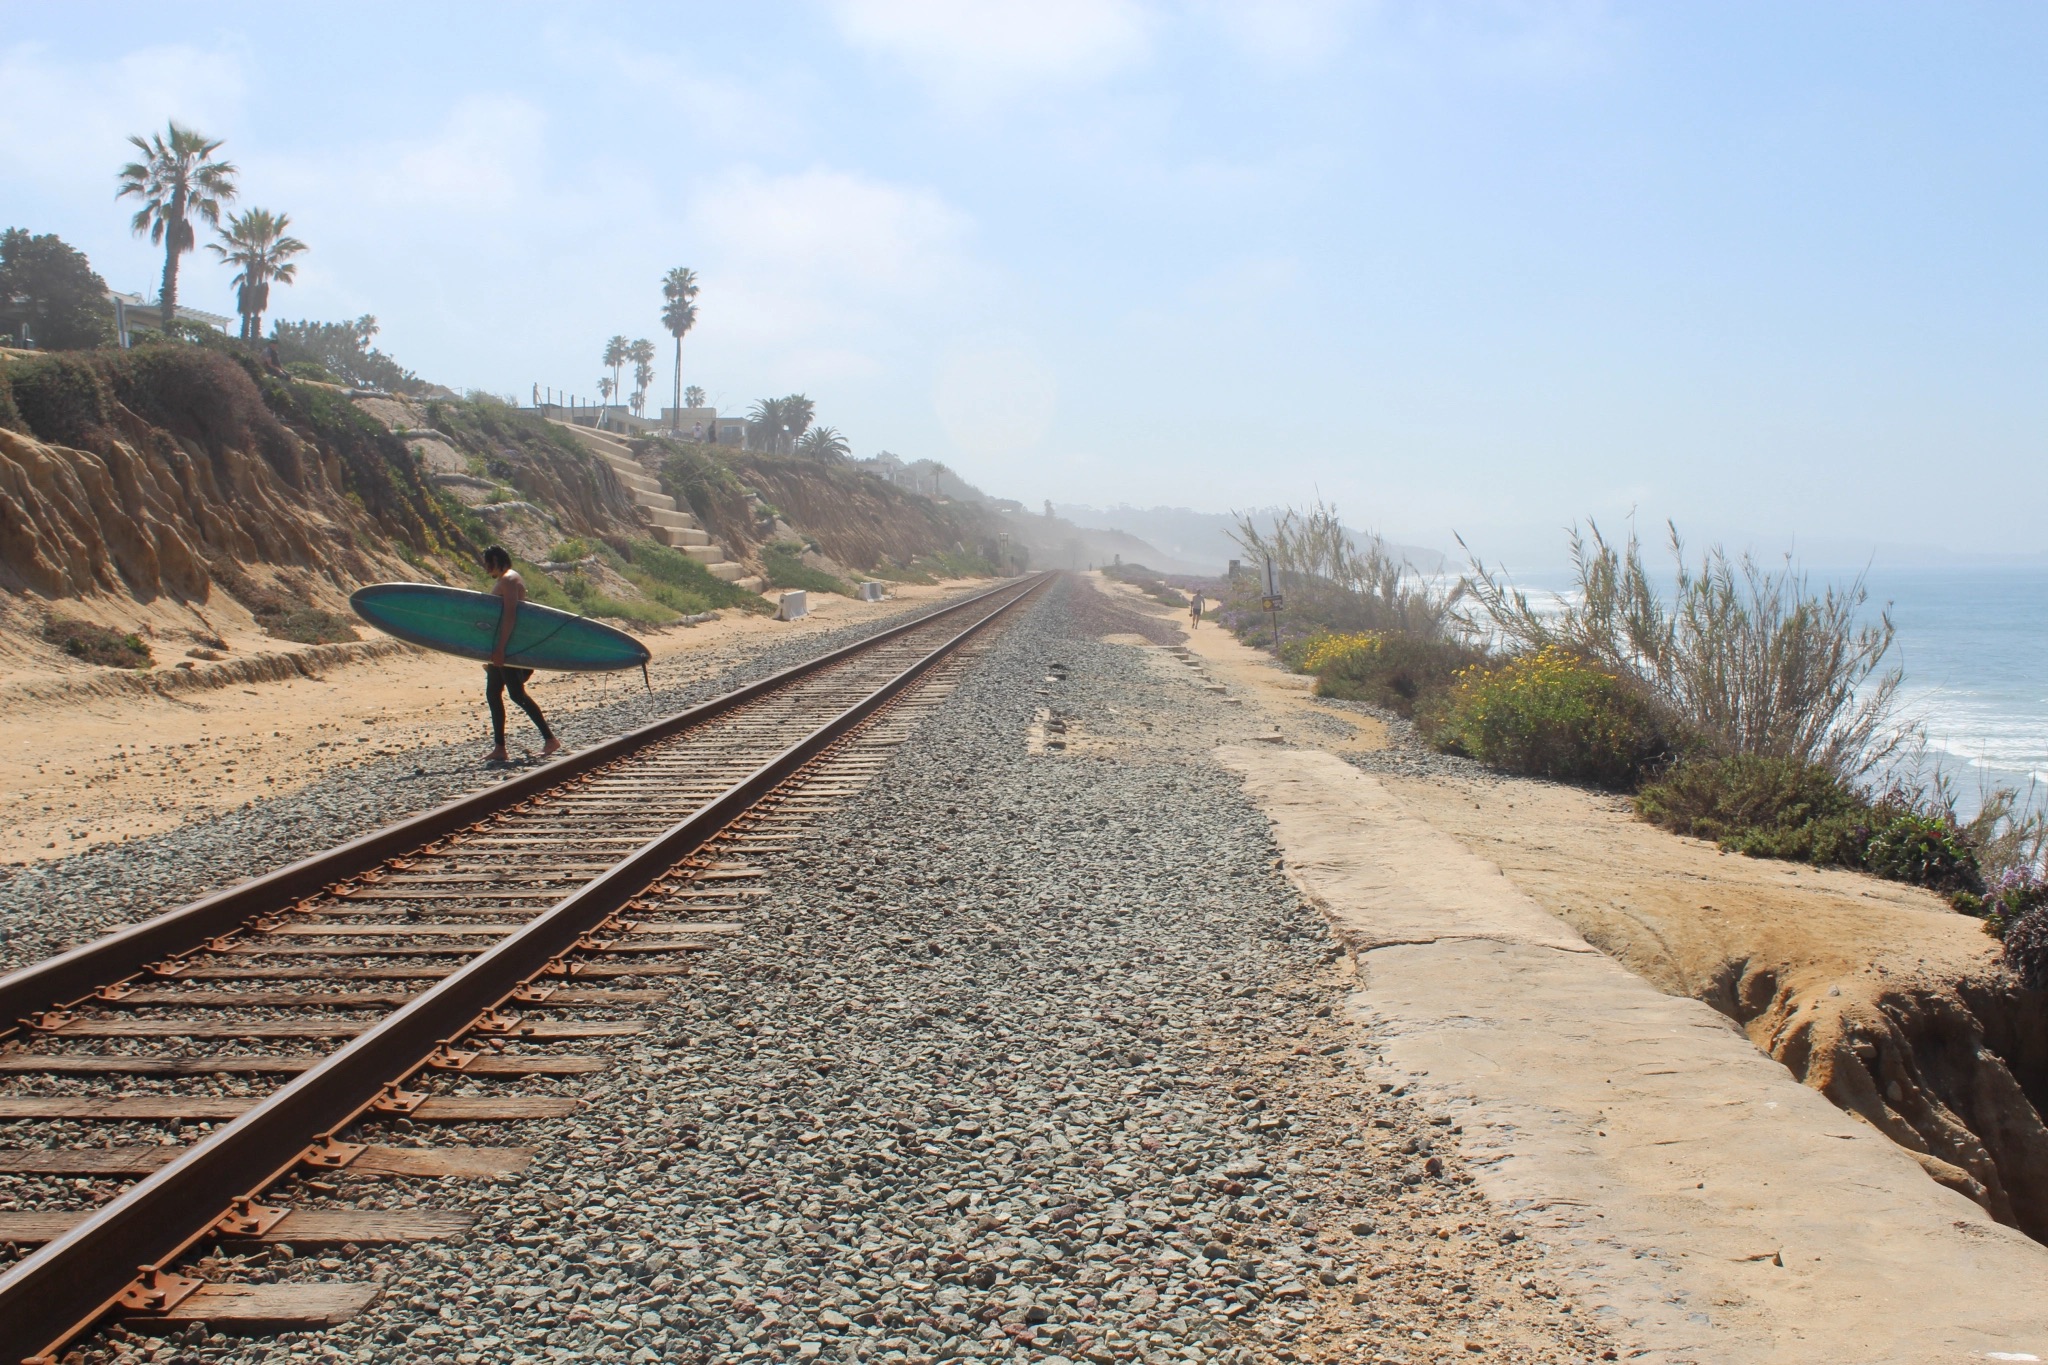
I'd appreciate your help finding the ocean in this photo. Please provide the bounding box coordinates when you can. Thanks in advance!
[1873,567,2048,805]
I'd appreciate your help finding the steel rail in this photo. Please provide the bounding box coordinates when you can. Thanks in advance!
[0,575,1041,1035]
[7,571,1046,1362]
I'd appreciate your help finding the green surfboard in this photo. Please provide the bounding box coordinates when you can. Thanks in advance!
[349,582,651,673]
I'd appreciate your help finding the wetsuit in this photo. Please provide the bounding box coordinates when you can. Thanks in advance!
[486,664,554,748]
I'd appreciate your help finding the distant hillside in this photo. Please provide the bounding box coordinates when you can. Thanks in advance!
[1053,503,1448,575]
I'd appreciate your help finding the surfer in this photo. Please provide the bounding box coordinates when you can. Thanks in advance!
[483,546,562,762]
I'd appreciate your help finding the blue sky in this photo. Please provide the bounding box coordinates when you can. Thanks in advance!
[5,2,2046,565]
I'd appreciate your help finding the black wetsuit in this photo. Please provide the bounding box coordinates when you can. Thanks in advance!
[486,664,554,747]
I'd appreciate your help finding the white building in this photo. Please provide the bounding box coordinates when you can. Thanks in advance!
[107,290,231,346]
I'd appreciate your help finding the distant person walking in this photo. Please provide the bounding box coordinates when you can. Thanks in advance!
[482,546,561,763]
[1189,590,1206,629]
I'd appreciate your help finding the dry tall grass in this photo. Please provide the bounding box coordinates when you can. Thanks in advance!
[1229,499,1455,639]
[1462,521,1903,776]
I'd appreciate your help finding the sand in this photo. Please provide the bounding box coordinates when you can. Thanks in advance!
[0,582,980,865]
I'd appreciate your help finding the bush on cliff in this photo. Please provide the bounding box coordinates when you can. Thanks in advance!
[1635,755,1870,862]
[1635,754,1989,896]
[1432,647,1686,790]
[762,541,850,597]
[1299,631,1485,720]
[597,539,764,617]
[42,614,151,668]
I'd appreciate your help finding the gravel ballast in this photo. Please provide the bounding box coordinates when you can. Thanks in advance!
[0,593,993,974]
[54,579,1612,1364]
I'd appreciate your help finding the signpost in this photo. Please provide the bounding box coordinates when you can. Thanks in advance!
[1262,559,1283,656]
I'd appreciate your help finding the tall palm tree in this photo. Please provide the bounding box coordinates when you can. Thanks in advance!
[795,426,850,462]
[602,336,629,414]
[208,208,307,340]
[628,338,656,417]
[782,394,815,450]
[747,397,789,453]
[117,122,238,329]
[660,267,699,431]
[598,376,616,412]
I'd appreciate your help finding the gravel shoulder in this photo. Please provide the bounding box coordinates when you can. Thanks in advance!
[63,576,1612,1365]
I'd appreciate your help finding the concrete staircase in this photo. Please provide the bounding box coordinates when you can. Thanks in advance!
[552,422,750,584]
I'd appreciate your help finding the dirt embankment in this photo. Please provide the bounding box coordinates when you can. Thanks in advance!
[640,441,1011,573]
[1381,769,2048,1240]
[0,348,692,697]
[0,347,457,604]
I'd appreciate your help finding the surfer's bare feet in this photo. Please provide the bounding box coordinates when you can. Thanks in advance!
[541,737,562,758]
[485,746,509,763]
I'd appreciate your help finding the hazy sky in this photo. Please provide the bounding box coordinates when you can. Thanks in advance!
[5,2,2045,565]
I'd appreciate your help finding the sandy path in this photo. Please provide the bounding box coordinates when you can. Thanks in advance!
[0,583,978,865]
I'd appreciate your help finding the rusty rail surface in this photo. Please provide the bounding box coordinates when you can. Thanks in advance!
[0,572,1048,1362]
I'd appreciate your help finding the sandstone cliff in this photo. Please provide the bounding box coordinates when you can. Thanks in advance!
[0,347,460,605]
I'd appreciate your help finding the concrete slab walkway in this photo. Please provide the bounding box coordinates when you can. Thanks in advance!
[1219,744,2048,1364]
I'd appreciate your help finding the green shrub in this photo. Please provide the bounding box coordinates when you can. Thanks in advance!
[42,615,150,668]
[284,360,340,384]
[510,560,573,609]
[605,539,763,615]
[1962,870,2048,937]
[762,541,850,596]
[1433,646,1683,790]
[867,560,934,585]
[548,538,593,563]
[1863,812,1983,896]
[1635,755,1870,862]
[1636,753,1989,896]
[559,570,677,625]
[3,351,113,447]
[1300,630,1486,719]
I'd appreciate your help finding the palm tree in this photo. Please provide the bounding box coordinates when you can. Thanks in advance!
[117,122,238,330]
[684,385,706,410]
[795,426,851,462]
[782,394,815,450]
[660,267,700,431]
[207,208,306,340]
[628,338,656,417]
[602,336,629,414]
[598,376,616,413]
[747,397,789,453]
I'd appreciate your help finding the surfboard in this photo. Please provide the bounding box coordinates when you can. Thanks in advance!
[349,583,651,673]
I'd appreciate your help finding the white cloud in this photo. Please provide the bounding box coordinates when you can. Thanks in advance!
[375,95,546,211]
[1198,0,1360,72]
[827,0,1155,101]
[0,41,247,187]
[685,166,978,349]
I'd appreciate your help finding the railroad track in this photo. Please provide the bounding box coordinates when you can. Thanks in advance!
[0,573,1048,1363]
